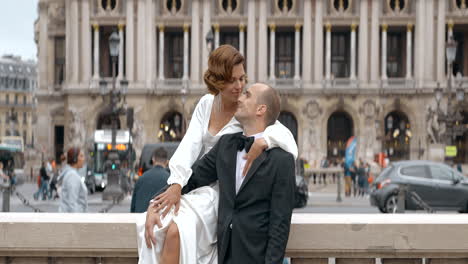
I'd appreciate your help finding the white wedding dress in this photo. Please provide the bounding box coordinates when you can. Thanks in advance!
[136,94,298,264]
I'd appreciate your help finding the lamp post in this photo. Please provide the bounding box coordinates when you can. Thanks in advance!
[435,35,467,148]
[206,29,214,54]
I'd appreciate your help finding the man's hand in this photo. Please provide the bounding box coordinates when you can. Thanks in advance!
[153,184,182,218]
[243,138,268,176]
[144,203,163,249]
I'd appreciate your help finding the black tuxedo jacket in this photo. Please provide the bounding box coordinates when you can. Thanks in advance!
[183,132,296,264]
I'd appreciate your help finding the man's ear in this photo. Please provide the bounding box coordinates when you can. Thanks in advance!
[256,104,267,116]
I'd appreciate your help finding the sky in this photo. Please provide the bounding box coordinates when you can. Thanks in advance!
[0,0,39,61]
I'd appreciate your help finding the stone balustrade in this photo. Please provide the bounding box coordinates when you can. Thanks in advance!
[1,213,468,263]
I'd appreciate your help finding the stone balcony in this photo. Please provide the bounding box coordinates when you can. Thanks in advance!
[1,213,468,263]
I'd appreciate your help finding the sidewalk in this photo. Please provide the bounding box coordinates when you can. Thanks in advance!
[307,182,372,208]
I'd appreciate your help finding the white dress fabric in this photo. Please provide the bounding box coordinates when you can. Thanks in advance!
[136,94,298,264]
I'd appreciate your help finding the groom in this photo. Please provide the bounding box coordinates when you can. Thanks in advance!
[150,83,296,263]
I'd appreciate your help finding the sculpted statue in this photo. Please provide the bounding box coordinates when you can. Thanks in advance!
[426,105,445,144]
[68,107,86,147]
[131,107,145,159]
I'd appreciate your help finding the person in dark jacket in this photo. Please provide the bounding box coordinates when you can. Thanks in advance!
[34,162,50,200]
[131,147,170,213]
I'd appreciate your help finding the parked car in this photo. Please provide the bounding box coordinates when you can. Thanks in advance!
[370,160,468,213]
[138,142,180,176]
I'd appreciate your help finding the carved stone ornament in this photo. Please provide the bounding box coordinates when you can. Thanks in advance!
[48,2,65,23]
[359,99,377,119]
[303,100,322,120]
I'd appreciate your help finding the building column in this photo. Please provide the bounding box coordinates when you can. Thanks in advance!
[247,0,256,81]
[145,0,154,87]
[381,24,388,80]
[191,0,200,83]
[424,0,434,82]
[358,0,368,83]
[202,0,211,74]
[314,0,324,83]
[269,23,276,80]
[415,0,426,86]
[436,0,446,82]
[183,24,190,80]
[117,24,125,80]
[302,0,312,83]
[38,2,49,90]
[294,23,301,80]
[93,24,100,79]
[258,0,268,82]
[126,0,134,82]
[137,0,146,81]
[71,0,79,83]
[325,23,332,80]
[213,23,220,49]
[239,23,245,56]
[406,23,413,80]
[370,0,380,84]
[350,23,357,80]
[81,0,91,82]
[158,24,165,81]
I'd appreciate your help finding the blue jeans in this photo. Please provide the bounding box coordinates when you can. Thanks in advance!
[34,180,49,200]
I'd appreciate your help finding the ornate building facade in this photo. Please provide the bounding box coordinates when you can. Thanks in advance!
[35,0,468,164]
[0,55,37,146]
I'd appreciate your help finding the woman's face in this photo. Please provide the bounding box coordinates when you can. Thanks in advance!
[76,151,85,169]
[220,64,246,104]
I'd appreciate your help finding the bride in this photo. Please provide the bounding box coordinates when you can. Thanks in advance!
[136,45,297,263]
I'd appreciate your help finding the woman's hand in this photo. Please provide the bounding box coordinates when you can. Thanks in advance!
[153,184,182,218]
[243,138,268,176]
[144,203,163,249]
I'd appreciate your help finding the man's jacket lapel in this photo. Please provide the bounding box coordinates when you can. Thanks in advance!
[237,151,267,195]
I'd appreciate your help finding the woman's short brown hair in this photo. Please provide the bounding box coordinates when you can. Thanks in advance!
[67,147,81,166]
[203,45,245,95]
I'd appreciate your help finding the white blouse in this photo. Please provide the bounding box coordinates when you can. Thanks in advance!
[167,94,298,187]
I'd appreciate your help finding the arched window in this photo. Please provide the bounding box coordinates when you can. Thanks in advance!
[158,111,184,142]
[384,111,411,161]
[455,0,467,10]
[327,111,353,158]
[276,0,294,14]
[166,0,183,15]
[332,0,351,13]
[101,0,117,11]
[221,0,238,14]
[278,111,298,142]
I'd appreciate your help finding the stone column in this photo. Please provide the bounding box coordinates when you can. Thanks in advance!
[38,2,49,90]
[158,24,165,81]
[145,0,154,87]
[325,23,332,80]
[370,0,380,84]
[247,0,256,81]
[183,24,190,80]
[137,0,146,81]
[71,0,79,83]
[381,24,388,80]
[302,0,312,83]
[436,0,446,82]
[191,0,200,83]
[93,24,100,79]
[65,1,71,83]
[424,0,434,82]
[269,23,276,80]
[415,0,426,85]
[202,0,211,73]
[350,23,357,80]
[117,24,125,80]
[258,0,268,82]
[294,23,301,80]
[314,0,324,83]
[239,23,245,56]
[126,0,134,82]
[406,23,413,80]
[81,0,91,82]
[358,0,368,83]
[213,23,220,49]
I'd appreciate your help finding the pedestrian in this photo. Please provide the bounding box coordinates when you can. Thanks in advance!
[131,147,170,213]
[59,147,88,213]
[457,163,463,174]
[320,156,329,185]
[0,162,9,186]
[34,162,50,200]
[343,158,352,197]
[357,161,367,197]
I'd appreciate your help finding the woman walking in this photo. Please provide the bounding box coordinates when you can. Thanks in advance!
[59,147,88,213]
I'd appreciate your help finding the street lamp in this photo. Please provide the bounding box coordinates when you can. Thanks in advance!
[206,29,214,54]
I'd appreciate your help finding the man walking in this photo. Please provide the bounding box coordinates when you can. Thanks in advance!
[131,148,170,213]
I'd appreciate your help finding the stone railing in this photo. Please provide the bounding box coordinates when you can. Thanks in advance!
[2,214,468,263]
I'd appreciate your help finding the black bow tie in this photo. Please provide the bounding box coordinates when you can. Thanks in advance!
[236,134,255,152]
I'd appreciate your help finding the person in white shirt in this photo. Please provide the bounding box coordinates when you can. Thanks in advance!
[136,45,297,264]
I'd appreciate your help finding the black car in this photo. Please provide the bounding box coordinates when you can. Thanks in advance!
[370,160,468,213]
[138,142,180,175]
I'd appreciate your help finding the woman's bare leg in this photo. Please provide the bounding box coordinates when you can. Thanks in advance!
[161,222,180,264]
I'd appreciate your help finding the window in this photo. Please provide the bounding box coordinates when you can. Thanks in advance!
[23,130,27,145]
[23,112,27,124]
[6,94,9,104]
[23,96,26,105]
[5,112,9,124]
[220,30,240,50]
[387,31,405,78]
[54,36,66,85]
[276,0,294,13]
[165,31,185,79]
[331,32,350,78]
[166,0,182,15]
[14,94,18,105]
[275,31,295,78]
[221,0,239,14]
[98,26,120,78]
[401,165,430,178]
[429,165,454,182]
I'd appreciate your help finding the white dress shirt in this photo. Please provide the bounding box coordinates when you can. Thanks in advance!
[235,132,264,194]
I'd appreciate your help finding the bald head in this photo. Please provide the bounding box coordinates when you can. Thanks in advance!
[254,83,281,126]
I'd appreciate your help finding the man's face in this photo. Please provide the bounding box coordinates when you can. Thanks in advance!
[235,84,264,123]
